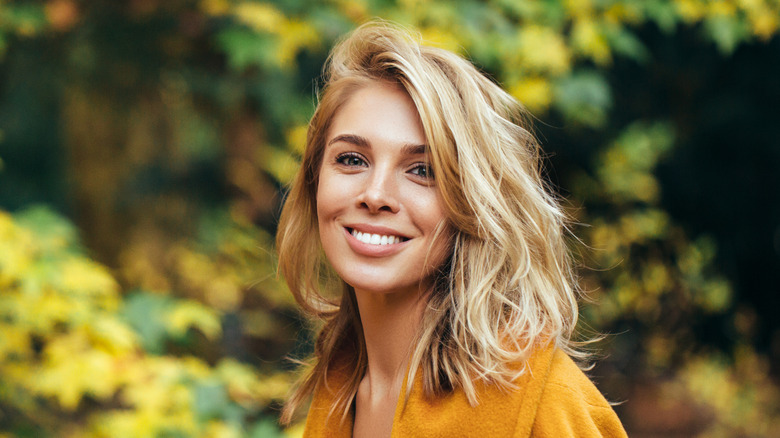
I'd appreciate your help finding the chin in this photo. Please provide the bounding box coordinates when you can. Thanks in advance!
[343,274,431,297]
[344,279,406,295]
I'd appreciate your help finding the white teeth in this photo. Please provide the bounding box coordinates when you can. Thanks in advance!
[351,229,403,245]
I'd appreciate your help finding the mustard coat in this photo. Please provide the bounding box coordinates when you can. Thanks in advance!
[303,345,628,437]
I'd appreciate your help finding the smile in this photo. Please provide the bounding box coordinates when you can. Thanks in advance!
[348,228,408,245]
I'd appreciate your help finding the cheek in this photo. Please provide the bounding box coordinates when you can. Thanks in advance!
[315,187,337,259]
[315,171,348,239]
[315,195,333,240]
[411,191,452,262]
[315,171,335,221]
[315,185,325,223]
[411,190,447,230]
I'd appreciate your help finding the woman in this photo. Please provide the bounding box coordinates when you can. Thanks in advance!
[277,22,627,437]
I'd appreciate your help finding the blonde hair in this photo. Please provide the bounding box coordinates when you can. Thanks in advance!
[277,21,582,424]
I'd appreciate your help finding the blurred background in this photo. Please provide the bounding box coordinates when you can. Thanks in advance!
[0,0,778,436]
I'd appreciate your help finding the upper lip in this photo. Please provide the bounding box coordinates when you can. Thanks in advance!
[344,223,411,239]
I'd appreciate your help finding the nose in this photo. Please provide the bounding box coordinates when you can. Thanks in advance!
[357,167,400,214]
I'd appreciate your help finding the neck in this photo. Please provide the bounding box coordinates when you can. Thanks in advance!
[353,285,427,393]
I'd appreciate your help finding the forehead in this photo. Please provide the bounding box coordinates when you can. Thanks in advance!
[326,82,426,149]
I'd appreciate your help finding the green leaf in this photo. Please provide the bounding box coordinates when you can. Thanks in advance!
[223,403,247,429]
[121,291,172,354]
[249,417,284,438]
[642,0,679,34]
[0,4,48,35]
[193,380,229,419]
[215,29,277,71]
[553,70,612,127]
[606,26,650,64]
[165,299,222,340]
[704,15,751,55]
[14,205,80,254]
[612,121,675,170]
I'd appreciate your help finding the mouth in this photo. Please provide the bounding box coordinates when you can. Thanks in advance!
[346,227,409,245]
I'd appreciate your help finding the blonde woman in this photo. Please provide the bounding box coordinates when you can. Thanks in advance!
[276,22,627,437]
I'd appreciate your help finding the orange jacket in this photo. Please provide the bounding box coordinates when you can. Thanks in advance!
[304,345,627,437]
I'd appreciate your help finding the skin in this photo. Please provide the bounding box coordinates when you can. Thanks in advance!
[316,81,450,437]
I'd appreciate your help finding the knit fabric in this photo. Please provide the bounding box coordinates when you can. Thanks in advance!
[303,345,627,437]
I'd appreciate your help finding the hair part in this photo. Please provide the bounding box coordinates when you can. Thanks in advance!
[277,21,584,425]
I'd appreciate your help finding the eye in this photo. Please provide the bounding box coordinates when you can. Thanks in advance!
[335,153,367,167]
[409,163,434,179]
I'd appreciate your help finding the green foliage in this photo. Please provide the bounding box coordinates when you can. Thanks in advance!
[1,0,778,436]
[0,206,293,437]
[122,291,221,354]
[0,3,47,38]
[553,70,613,127]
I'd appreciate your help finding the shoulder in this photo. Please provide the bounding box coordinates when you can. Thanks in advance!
[391,344,626,437]
[530,348,628,437]
[303,359,355,438]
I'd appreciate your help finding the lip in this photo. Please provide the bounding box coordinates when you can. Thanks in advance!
[342,224,410,257]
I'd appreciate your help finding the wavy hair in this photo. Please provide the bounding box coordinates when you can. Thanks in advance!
[277,21,582,424]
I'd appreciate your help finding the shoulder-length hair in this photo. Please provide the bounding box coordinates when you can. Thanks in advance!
[277,21,582,424]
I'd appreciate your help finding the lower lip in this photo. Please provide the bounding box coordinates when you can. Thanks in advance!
[344,228,408,257]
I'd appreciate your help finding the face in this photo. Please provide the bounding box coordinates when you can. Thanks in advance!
[316,82,450,297]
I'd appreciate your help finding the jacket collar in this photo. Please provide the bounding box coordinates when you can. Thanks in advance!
[303,343,557,437]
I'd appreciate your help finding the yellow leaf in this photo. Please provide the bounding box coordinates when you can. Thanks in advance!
[333,0,369,21]
[708,0,738,16]
[252,371,292,403]
[215,358,264,407]
[24,289,77,332]
[517,25,571,75]
[0,323,31,358]
[118,239,173,293]
[286,124,308,155]
[88,316,139,355]
[233,2,285,33]
[166,300,222,340]
[641,262,671,296]
[263,146,301,184]
[675,0,708,23]
[565,0,595,19]
[604,3,642,25]
[420,27,463,54]
[277,20,320,68]
[508,77,553,113]
[200,0,231,16]
[35,330,120,410]
[204,421,241,438]
[0,216,35,288]
[174,246,218,288]
[697,279,731,312]
[750,9,779,39]
[736,0,763,10]
[60,257,120,305]
[101,369,197,437]
[205,275,242,311]
[285,422,306,438]
[571,19,612,65]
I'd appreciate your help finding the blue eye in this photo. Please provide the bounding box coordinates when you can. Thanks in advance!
[336,153,367,167]
[410,163,434,179]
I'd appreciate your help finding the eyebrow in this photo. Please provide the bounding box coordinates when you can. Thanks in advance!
[401,143,428,156]
[328,134,369,148]
[327,134,428,156]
